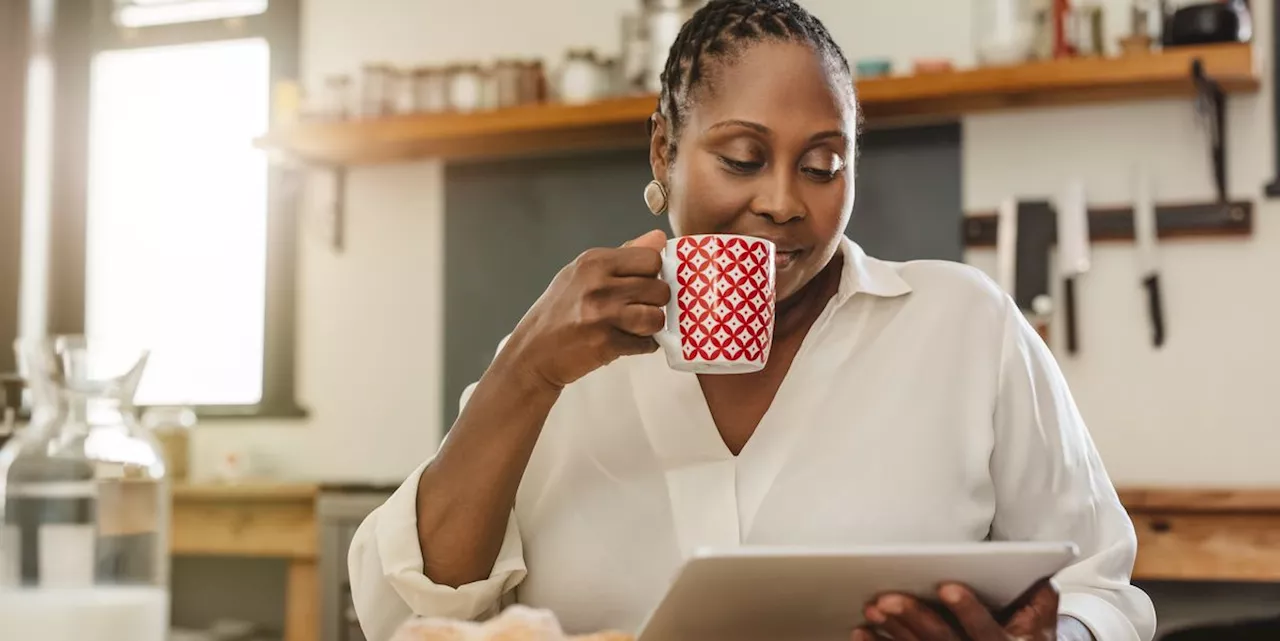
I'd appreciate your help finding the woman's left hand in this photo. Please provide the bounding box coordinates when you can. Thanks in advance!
[852,579,1059,641]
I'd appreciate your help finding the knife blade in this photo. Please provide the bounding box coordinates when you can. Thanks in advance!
[995,196,1019,297]
[1133,166,1165,347]
[1056,180,1090,355]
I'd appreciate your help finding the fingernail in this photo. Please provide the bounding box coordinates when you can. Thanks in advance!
[879,596,905,615]
[865,607,886,624]
[941,584,965,604]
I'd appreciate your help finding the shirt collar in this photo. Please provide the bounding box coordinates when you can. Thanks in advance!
[833,236,913,305]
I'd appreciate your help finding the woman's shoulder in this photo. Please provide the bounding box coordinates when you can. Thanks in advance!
[889,257,1009,313]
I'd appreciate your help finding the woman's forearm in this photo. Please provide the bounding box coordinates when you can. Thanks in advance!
[414,351,561,588]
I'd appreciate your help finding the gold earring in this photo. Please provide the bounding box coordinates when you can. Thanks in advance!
[643,180,668,216]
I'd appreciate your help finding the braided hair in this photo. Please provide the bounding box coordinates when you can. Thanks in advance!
[655,0,854,157]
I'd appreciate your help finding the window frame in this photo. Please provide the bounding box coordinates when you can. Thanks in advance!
[0,1,30,378]
[42,0,306,419]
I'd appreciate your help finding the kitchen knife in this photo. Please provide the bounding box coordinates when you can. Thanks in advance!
[1056,180,1090,355]
[1133,166,1166,347]
[995,196,1019,297]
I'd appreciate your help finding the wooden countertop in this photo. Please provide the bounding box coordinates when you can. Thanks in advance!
[1118,487,1280,513]
[172,481,319,501]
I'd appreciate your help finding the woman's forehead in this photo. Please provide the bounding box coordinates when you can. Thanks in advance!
[686,40,854,137]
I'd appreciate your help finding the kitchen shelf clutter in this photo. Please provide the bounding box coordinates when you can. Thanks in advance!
[257,43,1257,166]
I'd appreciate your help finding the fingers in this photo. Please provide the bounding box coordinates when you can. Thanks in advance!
[614,303,666,337]
[610,246,664,277]
[574,245,662,278]
[622,229,668,251]
[610,277,672,308]
[873,594,958,641]
[870,610,920,641]
[938,584,1006,640]
[850,627,876,641]
[608,328,659,357]
[1002,580,1060,636]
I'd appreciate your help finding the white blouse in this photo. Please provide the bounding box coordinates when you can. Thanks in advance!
[348,238,1156,641]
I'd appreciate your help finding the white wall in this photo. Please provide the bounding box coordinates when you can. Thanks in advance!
[194,0,1280,486]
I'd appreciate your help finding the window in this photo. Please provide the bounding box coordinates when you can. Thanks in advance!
[87,38,271,406]
[7,0,303,417]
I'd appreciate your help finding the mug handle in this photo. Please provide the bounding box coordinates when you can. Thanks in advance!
[653,245,682,359]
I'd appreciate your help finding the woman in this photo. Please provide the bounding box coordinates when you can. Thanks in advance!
[349,1,1156,640]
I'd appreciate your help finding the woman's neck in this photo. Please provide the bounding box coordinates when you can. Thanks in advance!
[774,252,844,340]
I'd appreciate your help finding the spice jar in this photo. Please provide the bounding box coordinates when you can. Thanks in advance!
[390,67,416,114]
[322,74,353,120]
[414,67,449,113]
[479,64,499,111]
[494,60,522,108]
[531,60,549,104]
[449,63,484,112]
[361,63,392,117]
[516,61,541,105]
[141,406,197,483]
[559,48,605,104]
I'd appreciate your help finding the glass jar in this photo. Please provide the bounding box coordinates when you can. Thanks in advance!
[643,0,705,93]
[0,374,24,450]
[493,61,521,108]
[390,67,417,115]
[322,74,353,120]
[974,0,1037,65]
[361,63,392,118]
[449,64,484,113]
[558,49,604,105]
[413,67,449,113]
[0,336,169,641]
[141,406,195,483]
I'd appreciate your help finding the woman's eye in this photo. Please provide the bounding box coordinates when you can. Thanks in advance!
[719,157,764,174]
[802,166,841,182]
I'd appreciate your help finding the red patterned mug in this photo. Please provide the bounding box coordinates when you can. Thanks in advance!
[654,234,776,374]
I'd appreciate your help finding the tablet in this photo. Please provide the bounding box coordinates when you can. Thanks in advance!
[635,541,1079,641]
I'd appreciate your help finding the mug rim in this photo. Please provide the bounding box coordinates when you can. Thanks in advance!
[665,233,777,248]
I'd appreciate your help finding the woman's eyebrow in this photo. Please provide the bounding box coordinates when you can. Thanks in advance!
[809,130,847,143]
[707,119,770,134]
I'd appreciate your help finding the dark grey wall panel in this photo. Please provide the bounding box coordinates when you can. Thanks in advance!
[444,150,665,423]
[444,124,961,426]
[851,124,963,262]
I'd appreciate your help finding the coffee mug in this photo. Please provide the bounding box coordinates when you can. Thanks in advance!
[653,234,776,374]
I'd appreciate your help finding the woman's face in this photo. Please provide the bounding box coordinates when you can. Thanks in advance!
[651,40,857,301]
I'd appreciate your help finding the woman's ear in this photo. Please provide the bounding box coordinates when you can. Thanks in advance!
[648,113,671,184]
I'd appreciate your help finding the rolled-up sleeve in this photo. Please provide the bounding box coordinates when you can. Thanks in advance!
[990,298,1156,641]
[348,373,528,641]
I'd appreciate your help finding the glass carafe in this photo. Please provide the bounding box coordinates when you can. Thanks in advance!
[0,336,169,641]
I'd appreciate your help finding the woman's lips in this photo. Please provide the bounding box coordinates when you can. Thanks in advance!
[775,249,802,269]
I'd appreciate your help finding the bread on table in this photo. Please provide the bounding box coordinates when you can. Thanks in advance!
[390,605,635,641]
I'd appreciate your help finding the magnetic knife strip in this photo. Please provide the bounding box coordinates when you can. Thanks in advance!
[961,200,1252,315]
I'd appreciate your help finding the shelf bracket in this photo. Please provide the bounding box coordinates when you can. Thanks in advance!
[1266,0,1280,197]
[1191,59,1227,203]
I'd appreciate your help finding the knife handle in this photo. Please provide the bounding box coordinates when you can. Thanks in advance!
[1064,278,1079,355]
[1143,274,1166,347]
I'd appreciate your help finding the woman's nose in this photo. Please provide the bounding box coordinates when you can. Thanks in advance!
[750,170,807,224]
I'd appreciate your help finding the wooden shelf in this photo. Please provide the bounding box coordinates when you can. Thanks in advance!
[257,43,1257,166]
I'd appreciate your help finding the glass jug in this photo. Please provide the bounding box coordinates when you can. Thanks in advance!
[0,336,169,641]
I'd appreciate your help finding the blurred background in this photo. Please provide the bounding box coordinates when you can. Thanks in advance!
[1,0,1279,640]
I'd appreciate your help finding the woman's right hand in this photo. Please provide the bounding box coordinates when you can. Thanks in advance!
[503,229,671,390]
